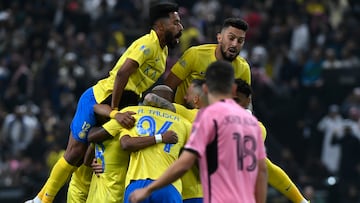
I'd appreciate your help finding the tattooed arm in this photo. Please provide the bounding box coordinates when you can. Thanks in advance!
[143,93,176,112]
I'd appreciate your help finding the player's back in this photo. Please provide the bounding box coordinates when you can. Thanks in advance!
[191,99,266,203]
[122,105,191,192]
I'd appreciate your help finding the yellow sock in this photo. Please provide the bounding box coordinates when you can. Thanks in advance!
[41,156,77,203]
[267,158,305,203]
[37,181,48,200]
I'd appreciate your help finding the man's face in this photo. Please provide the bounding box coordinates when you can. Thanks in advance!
[218,26,246,61]
[234,92,250,108]
[164,12,183,49]
[184,83,198,109]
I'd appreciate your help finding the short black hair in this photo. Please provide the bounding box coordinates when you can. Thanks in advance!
[205,60,234,94]
[149,1,179,26]
[222,18,249,32]
[191,79,205,88]
[235,79,252,97]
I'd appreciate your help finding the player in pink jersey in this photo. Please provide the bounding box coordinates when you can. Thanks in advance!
[129,60,267,203]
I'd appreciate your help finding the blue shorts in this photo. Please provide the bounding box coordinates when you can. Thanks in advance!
[124,179,182,203]
[183,198,203,203]
[70,87,97,143]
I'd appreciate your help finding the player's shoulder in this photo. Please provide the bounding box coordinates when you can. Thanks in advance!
[174,103,198,123]
[131,30,159,50]
[233,55,250,68]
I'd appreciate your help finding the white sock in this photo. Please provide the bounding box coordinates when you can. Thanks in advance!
[33,196,42,203]
[300,199,309,203]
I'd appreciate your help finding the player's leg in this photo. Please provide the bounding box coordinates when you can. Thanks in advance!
[25,87,98,203]
[40,135,88,203]
[67,164,93,203]
[67,143,95,203]
[267,158,309,203]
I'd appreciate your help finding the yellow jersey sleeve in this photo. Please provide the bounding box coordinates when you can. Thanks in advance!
[232,57,251,85]
[93,30,167,103]
[102,119,122,137]
[171,47,197,80]
[258,121,267,141]
[174,103,198,123]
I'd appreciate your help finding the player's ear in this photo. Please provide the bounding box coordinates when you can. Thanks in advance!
[216,32,222,42]
[194,95,199,105]
[155,19,166,32]
[202,83,208,95]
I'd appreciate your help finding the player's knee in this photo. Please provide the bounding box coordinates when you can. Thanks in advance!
[64,135,88,165]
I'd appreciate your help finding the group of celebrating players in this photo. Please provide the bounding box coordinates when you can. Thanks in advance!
[25,2,309,203]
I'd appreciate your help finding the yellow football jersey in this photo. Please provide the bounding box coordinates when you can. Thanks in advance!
[171,44,251,104]
[93,29,168,103]
[258,121,267,141]
[86,123,130,203]
[173,103,203,199]
[173,103,198,123]
[120,105,191,193]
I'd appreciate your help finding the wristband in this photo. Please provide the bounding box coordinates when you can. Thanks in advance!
[154,134,162,143]
[109,110,118,119]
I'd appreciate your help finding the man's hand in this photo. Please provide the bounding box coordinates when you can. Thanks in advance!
[114,111,136,129]
[161,130,178,144]
[129,188,151,203]
[91,158,103,177]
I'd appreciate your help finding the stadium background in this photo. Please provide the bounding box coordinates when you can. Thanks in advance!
[0,0,359,202]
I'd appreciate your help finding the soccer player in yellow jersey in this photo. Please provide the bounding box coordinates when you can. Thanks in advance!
[84,87,179,203]
[25,2,184,203]
[122,104,191,203]
[164,17,251,105]
[92,85,192,203]
[143,80,204,203]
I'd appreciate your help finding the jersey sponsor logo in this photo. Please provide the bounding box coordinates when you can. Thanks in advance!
[179,58,186,68]
[140,45,150,55]
[79,122,91,139]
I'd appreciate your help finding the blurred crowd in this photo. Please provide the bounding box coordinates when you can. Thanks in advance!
[0,0,359,202]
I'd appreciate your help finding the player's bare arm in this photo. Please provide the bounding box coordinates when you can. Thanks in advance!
[120,130,178,152]
[87,126,112,143]
[94,104,136,129]
[112,58,139,109]
[143,93,176,112]
[164,72,182,91]
[255,158,268,203]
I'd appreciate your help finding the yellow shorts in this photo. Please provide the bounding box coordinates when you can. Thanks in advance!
[86,165,127,203]
[67,165,93,203]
